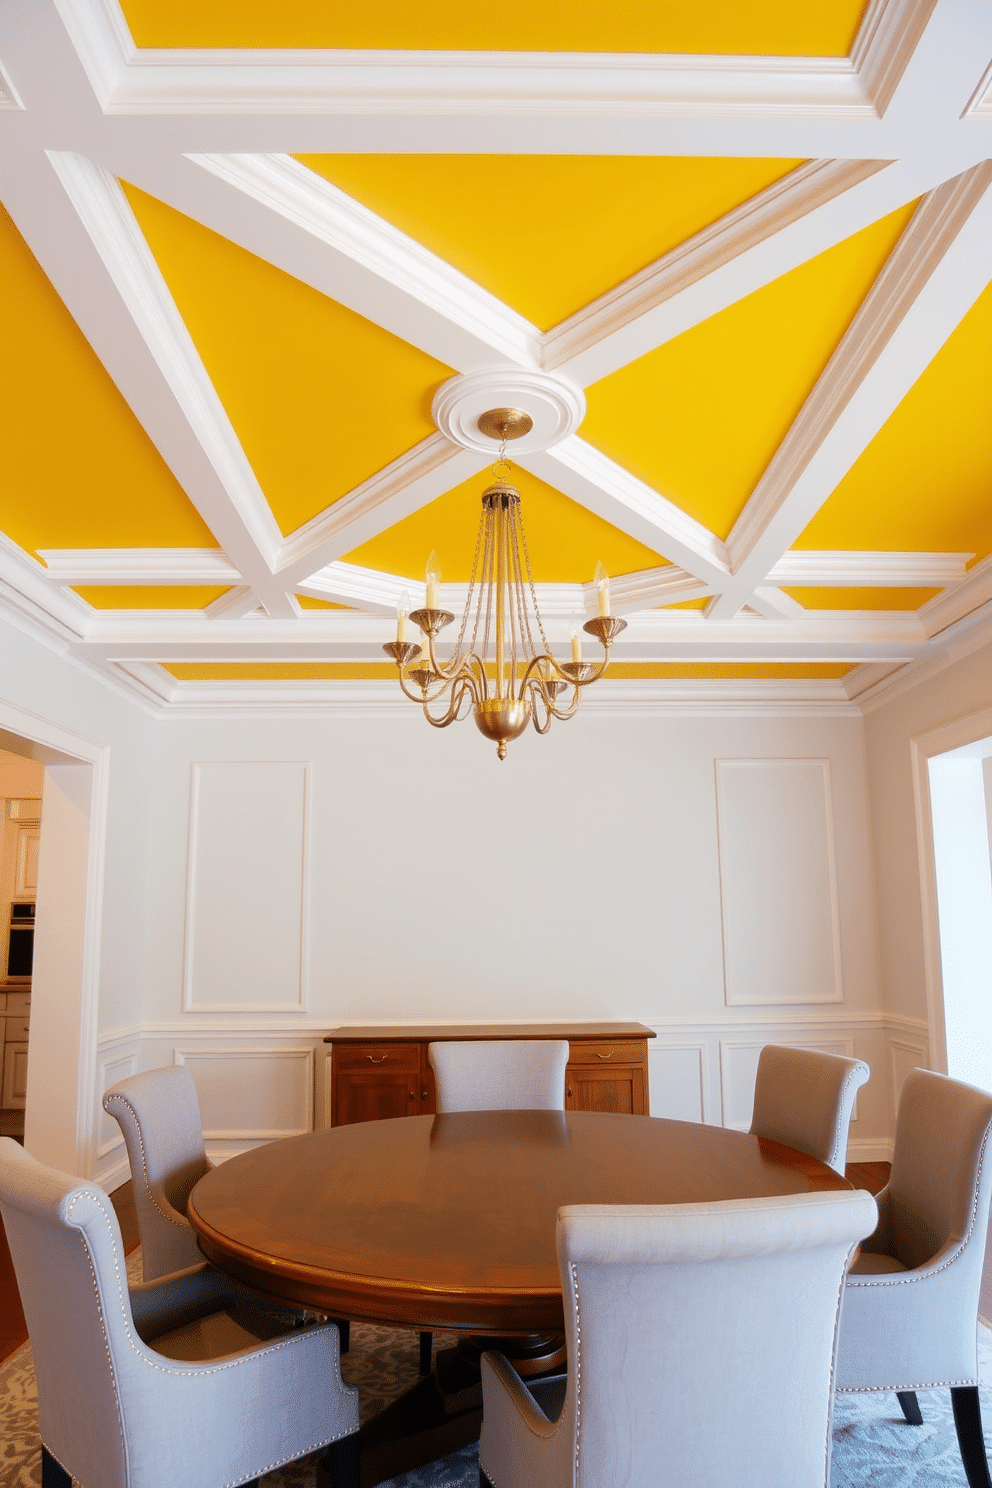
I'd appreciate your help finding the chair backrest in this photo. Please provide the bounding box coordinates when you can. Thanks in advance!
[556,1190,878,1488]
[884,1067,992,1273]
[428,1039,569,1113]
[749,1044,870,1174]
[0,1137,133,1488]
[103,1066,209,1279]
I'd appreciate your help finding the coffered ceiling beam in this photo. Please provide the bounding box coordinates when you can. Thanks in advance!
[523,439,730,590]
[36,548,242,585]
[766,550,972,585]
[708,160,992,619]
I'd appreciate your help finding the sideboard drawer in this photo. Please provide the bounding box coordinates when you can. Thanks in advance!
[566,1041,641,1065]
[333,1043,420,1073]
[4,1016,29,1042]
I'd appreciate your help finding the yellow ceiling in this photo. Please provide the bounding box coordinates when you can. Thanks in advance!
[120,1,868,56]
[74,586,230,609]
[582,201,919,542]
[783,587,939,610]
[297,156,805,331]
[0,206,215,557]
[344,464,667,583]
[122,182,452,537]
[296,595,352,610]
[164,660,855,682]
[795,280,992,562]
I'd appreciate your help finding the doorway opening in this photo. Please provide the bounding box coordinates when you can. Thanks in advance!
[928,735,992,1092]
[0,748,44,1139]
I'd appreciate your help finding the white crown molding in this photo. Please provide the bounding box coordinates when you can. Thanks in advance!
[545,158,890,384]
[853,0,939,117]
[204,586,261,620]
[526,438,730,588]
[277,436,484,586]
[297,562,422,615]
[841,660,909,698]
[190,153,543,373]
[0,52,24,110]
[107,672,859,718]
[963,55,992,120]
[36,547,243,585]
[918,551,992,638]
[0,533,90,642]
[45,151,294,613]
[766,550,972,585]
[856,600,992,713]
[714,160,992,616]
[54,0,890,119]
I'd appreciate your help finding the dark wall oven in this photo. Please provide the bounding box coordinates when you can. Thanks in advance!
[7,901,34,978]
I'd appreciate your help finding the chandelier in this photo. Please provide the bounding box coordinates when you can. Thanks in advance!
[383,408,627,759]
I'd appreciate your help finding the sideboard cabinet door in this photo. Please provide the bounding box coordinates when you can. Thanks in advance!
[333,1043,421,1126]
[565,1041,648,1116]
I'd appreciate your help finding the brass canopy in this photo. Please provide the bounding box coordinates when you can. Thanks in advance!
[477,407,534,442]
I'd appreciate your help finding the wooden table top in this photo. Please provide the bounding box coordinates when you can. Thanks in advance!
[323,1022,656,1043]
[188,1111,849,1335]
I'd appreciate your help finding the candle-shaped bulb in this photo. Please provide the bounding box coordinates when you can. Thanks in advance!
[426,550,441,611]
[595,560,611,617]
[396,590,410,643]
[571,630,582,664]
[419,631,432,667]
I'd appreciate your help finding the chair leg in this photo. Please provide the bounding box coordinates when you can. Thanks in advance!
[41,1447,71,1488]
[323,1431,361,1488]
[419,1329,432,1375]
[337,1318,350,1354]
[897,1390,924,1425]
[480,1473,494,1488]
[951,1386,992,1488]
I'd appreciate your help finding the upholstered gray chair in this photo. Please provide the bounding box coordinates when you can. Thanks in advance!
[0,1137,360,1488]
[428,1039,570,1114]
[750,1043,870,1175]
[835,1068,992,1488]
[103,1065,320,1337]
[102,1067,210,1281]
[479,1189,878,1488]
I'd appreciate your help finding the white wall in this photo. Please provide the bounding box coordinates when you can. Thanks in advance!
[122,704,896,1166]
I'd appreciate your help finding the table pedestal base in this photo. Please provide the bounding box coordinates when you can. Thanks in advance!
[317,1337,567,1488]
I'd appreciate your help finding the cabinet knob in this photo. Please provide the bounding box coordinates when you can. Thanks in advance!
[566,1087,573,1098]
[421,1088,428,1100]
[408,1090,415,1099]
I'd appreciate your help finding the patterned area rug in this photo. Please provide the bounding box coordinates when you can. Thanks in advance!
[2,1250,991,1488]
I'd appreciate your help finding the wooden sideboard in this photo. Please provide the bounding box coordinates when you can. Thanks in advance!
[324,1023,655,1126]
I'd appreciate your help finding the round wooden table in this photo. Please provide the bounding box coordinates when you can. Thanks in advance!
[188,1109,849,1335]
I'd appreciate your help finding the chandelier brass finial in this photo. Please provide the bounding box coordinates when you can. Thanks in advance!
[476,407,533,442]
[382,409,626,759]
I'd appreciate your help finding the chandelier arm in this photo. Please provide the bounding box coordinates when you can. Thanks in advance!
[526,674,582,725]
[422,676,477,728]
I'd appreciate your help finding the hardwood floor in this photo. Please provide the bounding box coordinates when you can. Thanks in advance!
[0,1180,140,1366]
[846,1161,891,1196]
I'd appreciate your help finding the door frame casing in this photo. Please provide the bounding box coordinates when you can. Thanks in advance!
[0,698,109,1176]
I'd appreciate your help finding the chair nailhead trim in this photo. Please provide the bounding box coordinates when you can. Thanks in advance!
[103,1094,191,1233]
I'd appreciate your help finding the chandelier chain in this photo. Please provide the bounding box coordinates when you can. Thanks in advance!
[517,498,555,659]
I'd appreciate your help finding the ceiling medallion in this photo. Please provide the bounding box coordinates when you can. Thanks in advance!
[431,368,586,454]
[383,407,625,760]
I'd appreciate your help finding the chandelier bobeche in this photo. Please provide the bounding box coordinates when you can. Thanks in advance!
[383,408,627,759]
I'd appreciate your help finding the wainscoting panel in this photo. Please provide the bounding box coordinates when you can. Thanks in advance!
[174,1046,315,1159]
[93,1029,140,1190]
[719,1036,856,1131]
[648,1042,707,1122]
[183,762,310,1013]
[889,1029,930,1123]
[715,759,843,1006]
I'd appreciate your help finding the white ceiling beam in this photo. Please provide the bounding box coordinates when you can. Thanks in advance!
[918,552,992,639]
[36,548,243,584]
[42,150,300,616]
[766,550,972,585]
[276,436,485,587]
[709,160,992,618]
[157,152,543,374]
[523,438,730,588]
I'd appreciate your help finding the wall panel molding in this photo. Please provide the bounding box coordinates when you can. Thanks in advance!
[183,761,311,1014]
[715,757,843,1006]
